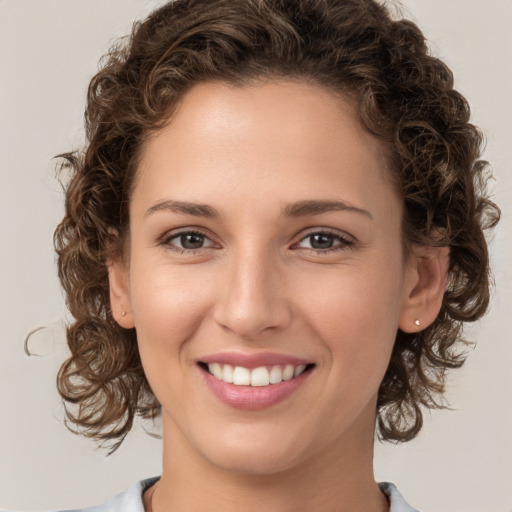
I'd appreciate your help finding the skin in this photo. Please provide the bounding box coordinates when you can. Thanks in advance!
[109,79,449,512]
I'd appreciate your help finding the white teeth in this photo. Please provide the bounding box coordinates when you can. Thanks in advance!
[282,364,295,381]
[251,367,270,387]
[232,366,251,385]
[269,365,283,384]
[293,364,306,377]
[222,364,234,383]
[206,363,310,386]
[211,363,222,380]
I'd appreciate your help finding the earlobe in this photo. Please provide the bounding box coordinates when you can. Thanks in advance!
[398,245,450,333]
[108,257,135,329]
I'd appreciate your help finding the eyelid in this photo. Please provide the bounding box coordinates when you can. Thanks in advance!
[157,226,355,254]
[292,227,356,251]
[159,227,219,252]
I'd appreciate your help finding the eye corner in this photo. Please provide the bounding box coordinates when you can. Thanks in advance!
[291,228,356,254]
[158,227,220,253]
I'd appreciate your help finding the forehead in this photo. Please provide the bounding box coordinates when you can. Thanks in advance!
[133,79,397,219]
[150,79,385,163]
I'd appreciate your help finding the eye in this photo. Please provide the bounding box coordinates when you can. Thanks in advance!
[163,230,215,251]
[295,231,354,252]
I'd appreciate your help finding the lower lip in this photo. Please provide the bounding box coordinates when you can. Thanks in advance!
[200,366,313,410]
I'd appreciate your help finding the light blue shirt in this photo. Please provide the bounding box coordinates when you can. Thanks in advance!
[51,477,419,512]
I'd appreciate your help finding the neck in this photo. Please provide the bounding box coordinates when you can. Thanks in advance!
[147,406,388,512]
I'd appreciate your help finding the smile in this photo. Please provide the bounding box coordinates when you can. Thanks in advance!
[198,353,315,410]
[204,363,310,387]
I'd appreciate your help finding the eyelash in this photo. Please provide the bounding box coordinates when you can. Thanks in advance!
[160,228,355,255]
[160,228,215,254]
[293,229,355,255]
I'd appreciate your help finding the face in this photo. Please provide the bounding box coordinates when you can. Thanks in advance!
[110,80,421,476]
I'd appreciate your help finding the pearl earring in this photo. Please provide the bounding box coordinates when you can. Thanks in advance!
[414,319,420,326]
[122,311,127,317]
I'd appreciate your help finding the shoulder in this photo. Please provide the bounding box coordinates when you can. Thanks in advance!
[379,482,419,512]
[56,477,159,512]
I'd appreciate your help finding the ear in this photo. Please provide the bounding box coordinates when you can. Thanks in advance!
[108,256,135,329]
[398,244,450,333]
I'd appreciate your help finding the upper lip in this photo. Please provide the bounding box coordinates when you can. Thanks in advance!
[198,351,313,369]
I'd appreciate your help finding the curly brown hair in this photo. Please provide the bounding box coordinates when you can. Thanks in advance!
[54,0,499,452]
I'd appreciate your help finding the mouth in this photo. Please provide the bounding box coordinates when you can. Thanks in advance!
[198,361,315,387]
[197,351,316,409]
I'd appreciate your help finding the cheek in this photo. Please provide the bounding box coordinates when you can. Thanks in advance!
[129,262,214,361]
[296,258,403,370]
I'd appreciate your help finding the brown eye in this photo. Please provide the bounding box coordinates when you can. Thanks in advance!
[309,233,334,249]
[165,231,215,251]
[179,233,205,249]
[296,231,354,252]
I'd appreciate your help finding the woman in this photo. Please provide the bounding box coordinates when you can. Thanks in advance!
[47,0,498,510]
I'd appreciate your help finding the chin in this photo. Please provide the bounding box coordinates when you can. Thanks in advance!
[195,423,311,476]
[208,447,303,476]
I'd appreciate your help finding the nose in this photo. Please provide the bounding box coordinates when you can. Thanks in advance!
[212,247,292,341]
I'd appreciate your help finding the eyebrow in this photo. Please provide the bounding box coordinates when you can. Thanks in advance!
[145,198,372,220]
[282,199,373,220]
[145,200,219,218]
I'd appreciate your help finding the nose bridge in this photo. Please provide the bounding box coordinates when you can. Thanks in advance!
[213,240,291,340]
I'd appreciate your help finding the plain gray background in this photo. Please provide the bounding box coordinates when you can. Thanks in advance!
[1,1,511,511]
